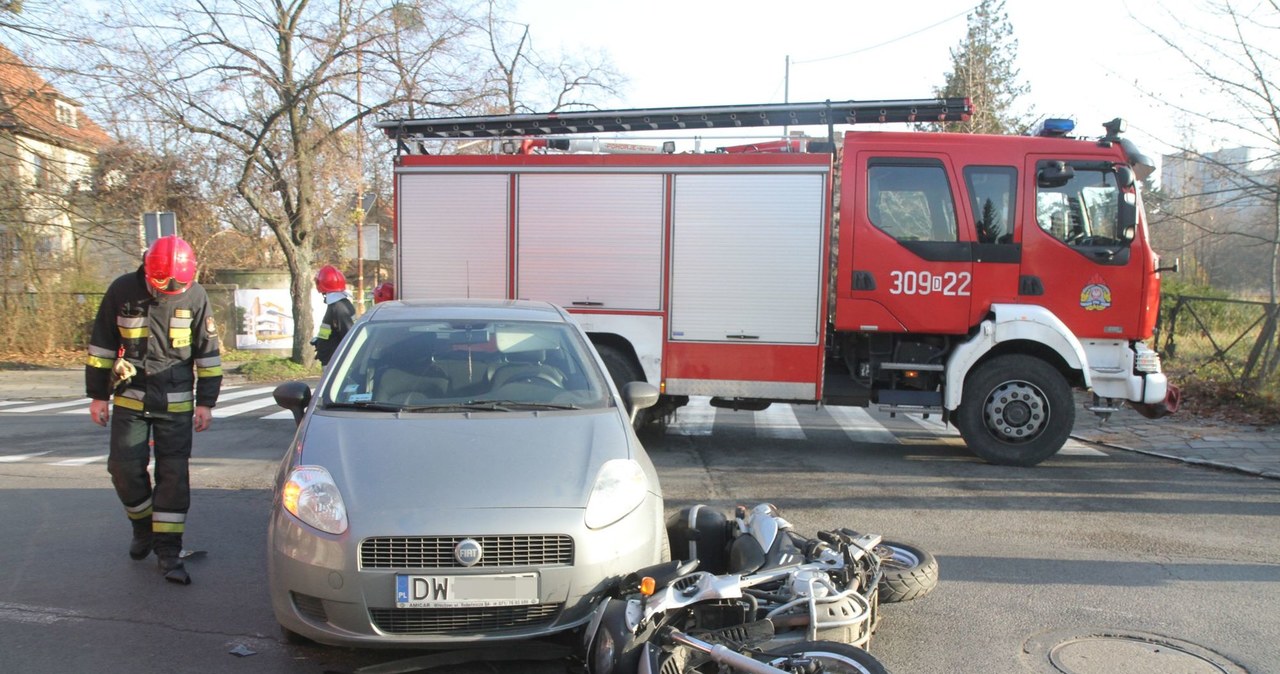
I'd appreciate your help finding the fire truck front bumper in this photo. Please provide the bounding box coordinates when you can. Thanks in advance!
[1085,340,1179,418]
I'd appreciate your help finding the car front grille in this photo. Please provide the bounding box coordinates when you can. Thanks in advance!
[360,535,574,569]
[369,603,563,635]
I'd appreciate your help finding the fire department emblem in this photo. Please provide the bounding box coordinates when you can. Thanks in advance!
[1080,274,1112,311]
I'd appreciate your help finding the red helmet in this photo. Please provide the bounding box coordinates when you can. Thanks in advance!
[314,265,347,293]
[373,282,396,304]
[144,235,197,295]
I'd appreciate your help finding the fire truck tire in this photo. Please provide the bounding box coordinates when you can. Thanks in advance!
[955,354,1074,467]
[875,540,939,603]
[597,344,652,427]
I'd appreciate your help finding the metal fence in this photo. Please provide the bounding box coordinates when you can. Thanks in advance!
[1160,295,1280,392]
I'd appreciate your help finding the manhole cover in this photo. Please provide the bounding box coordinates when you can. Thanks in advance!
[1024,629,1248,674]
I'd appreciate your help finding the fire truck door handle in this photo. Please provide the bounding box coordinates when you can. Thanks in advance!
[571,301,604,307]
[726,334,759,340]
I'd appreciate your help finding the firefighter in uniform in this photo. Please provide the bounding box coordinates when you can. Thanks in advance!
[373,281,395,304]
[85,235,222,585]
[312,265,355,367]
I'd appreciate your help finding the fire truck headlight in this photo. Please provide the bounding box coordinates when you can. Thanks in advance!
[1134,343,1163,374]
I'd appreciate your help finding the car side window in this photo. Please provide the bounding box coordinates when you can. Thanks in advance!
[1035,161,1130,248]
[964,166,1017,244]
[867,160,958,243]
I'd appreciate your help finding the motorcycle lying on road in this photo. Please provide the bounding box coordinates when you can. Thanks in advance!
[580,503,938,673]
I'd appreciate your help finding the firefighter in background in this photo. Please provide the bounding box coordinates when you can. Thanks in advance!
[85,235,222,585]
[373,281,395,304]
[312,265,355,366]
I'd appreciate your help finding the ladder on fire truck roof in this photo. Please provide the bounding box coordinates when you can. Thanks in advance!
[375,97,972,152]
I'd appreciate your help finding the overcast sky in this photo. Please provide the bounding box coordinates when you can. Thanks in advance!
[511,0,1250,167]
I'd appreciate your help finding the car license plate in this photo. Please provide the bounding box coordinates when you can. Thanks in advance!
[395,573,539,608]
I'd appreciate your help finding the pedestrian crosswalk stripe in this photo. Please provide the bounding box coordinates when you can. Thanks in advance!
[827,405,899,445]
[50,455,107,466]
[214,386,277,403]
[756,404,805,440]
[0,451,51,462]
[262,409,295,420]
[3,398,91,413]
[1058,441,1107,457]
[213,396,281,417]
[667,396,715,436]
[0,400,32,408]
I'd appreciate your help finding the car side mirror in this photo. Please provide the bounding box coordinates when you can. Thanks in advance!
[273,381,312,426]
[622,381,659,423]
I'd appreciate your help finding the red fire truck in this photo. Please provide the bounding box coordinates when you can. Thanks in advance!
[375,98,1178,466]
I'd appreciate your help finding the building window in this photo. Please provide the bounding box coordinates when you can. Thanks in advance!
[31,153,48,189]
[55,100,78,128]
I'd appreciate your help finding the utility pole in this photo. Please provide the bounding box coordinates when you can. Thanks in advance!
[355,45,366,314]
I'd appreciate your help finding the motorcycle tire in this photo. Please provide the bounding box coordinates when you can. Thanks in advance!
[759,640,889,674]
[876,540,939,603]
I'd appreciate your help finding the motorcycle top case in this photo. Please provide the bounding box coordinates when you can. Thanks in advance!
[666,504,730,574]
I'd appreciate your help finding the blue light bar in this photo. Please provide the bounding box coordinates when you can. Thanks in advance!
[1038,118,1076,137]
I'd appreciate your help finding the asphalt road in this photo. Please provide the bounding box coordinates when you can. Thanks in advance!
[1,393,1277,674]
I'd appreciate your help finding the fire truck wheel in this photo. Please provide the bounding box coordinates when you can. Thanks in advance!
[596,344,652,427]
[955,354,1074,467]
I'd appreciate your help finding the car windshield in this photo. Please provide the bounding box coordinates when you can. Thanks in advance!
[320,318,612,411]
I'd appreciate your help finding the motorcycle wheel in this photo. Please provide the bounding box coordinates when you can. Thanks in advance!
[876,540,939,603]
[760,641,889,674]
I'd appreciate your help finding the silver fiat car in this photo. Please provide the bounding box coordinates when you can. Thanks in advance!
[269,299,664,647]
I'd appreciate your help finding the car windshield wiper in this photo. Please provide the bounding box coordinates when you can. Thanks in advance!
[398,402,516,413]
[473,400,583,411]
[323,401,403,412]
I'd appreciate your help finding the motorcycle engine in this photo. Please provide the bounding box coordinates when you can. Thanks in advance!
[785,568,837,599]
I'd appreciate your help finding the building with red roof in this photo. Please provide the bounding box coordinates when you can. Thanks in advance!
[0,41,116,291]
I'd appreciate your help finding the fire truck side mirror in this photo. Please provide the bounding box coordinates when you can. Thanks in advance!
[1115,165,1136,188]
[1119,191,1139,241]
[1037,161,1074,188]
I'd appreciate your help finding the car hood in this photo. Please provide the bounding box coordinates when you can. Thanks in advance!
[295,410,636,514]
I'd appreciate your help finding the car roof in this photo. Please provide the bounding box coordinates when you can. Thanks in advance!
[361,299,570,324]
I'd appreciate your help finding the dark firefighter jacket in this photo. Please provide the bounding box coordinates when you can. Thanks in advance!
[314,292,355,366]
[85,267,222,412]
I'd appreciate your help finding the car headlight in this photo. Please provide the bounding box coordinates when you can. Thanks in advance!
[585,459,647,530]
[282,465,348,535]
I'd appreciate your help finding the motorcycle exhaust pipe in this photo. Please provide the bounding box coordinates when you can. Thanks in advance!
[665,629,788,674]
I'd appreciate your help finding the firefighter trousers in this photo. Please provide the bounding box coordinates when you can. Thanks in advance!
[106,406,192,557]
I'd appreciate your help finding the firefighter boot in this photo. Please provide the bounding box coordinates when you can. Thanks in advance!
[128,517,153,560]
[153,533,190,585]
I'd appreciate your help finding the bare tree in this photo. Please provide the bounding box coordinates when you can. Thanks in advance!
[1146,0,1280,304]
[477,0,625,115]
[64,0,481,363]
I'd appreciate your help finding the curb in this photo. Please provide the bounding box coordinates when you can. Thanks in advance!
[1070,433,1279,480]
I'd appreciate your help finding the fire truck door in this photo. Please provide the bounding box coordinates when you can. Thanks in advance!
[1020,158,1144,337]
[843,156,974,334]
